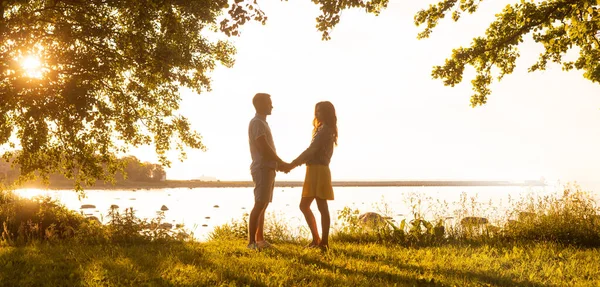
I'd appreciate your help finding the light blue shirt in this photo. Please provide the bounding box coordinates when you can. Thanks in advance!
[248,114,277,173]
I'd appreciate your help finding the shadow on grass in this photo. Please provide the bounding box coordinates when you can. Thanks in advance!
[0,241,558,286]
[334,246,549,287]
[271,246,438,286]
[131,242,269,286]
[0,242,270,287]
[88,242,271,286]
[0,247,84,286]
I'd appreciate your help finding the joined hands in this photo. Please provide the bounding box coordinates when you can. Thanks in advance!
[278,161,298,173]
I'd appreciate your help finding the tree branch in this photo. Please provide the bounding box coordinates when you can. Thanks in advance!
[466,3,569,63]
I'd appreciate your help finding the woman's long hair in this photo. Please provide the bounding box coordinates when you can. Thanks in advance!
[312,101,338,146]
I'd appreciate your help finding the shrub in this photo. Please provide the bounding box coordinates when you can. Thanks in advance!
[1,190,84,245]
[0,188,192,245]
[208,213,248,241]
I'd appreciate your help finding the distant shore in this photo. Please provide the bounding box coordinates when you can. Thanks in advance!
[16,179,546,190]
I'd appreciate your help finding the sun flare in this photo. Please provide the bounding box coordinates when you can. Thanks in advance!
[15,188,49,200]
[20,55,43,78]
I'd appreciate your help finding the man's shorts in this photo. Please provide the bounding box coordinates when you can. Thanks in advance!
[251,168,276,203]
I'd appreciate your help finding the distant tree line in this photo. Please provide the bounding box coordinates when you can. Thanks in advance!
[0,155,166,185]
[115,156,167,182]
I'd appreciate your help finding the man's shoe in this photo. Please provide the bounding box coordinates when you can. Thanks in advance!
[305,241,320,249]
[247,242,258,250]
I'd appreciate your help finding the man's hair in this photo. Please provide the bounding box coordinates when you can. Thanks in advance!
[253,93,270,110]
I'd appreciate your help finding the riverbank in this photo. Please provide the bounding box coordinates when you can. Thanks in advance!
[1,240,597,286]
[17,179,546,190]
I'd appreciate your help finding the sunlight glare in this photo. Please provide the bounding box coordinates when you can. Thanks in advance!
[15,188,48,200]
[21,55,43,78]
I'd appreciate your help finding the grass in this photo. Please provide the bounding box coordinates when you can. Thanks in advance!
[1,240,599,286]
[2,183,600,286]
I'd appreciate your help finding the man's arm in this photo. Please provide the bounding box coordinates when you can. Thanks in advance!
[256,135,282,163]
[256,135,290,171]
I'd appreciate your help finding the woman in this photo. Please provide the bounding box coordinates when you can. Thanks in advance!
[291,101,338,251]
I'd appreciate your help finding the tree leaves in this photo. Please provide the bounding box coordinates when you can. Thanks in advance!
[312,0,390,40]
[221,0,389,40]
[1,0,232,190]
[415,0,600,107]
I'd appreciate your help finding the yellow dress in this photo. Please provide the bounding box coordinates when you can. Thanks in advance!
[302,165,334,200]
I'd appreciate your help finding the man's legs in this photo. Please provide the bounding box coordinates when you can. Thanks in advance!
[249,169,275,248]
[248,200,268,245]
[255,202,269,243]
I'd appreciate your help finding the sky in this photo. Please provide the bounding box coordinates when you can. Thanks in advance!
[128,0,600,187]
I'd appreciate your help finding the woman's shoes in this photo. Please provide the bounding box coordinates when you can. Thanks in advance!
[317,244,329,252]
[305,241,329,252]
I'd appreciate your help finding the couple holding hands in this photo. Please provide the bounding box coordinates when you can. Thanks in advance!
[248,93,338,251]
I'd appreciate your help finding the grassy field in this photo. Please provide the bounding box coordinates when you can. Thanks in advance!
[1,240,599,286]
[2,183,599,286]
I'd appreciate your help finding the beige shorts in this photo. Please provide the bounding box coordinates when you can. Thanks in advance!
[251,169,276,203]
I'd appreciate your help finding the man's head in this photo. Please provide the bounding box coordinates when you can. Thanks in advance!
[253,93,273,116]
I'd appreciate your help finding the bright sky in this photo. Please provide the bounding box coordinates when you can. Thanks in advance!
[129,0,599,185]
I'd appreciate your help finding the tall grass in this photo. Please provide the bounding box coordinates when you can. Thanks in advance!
[502,184,600,246]
[2,183,599,248]
[209,183,600,248]
[208,211,310,243]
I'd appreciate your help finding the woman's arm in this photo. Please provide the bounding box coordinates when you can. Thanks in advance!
[291,126,329,167]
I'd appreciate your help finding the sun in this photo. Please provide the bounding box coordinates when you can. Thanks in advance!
[20,55,43,78]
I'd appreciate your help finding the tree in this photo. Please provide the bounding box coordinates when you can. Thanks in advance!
[148,163,166,181]
[0,0,385,190]
[414,0,600,107]
[119,156,165,182]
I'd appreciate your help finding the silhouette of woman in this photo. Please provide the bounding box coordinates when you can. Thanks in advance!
[291,101,338,251]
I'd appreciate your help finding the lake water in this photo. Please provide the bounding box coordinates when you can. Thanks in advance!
[14,183,598,240]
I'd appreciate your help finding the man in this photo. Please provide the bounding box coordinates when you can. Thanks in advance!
[247,92,290,250]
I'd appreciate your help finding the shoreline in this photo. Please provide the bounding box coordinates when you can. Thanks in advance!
[16,179,546,190]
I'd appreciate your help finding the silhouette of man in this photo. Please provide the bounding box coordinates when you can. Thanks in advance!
[247,93,290,250]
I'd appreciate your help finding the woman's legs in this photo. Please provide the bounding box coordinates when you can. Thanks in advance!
[299,197,320,246]
[315,198,330,249]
